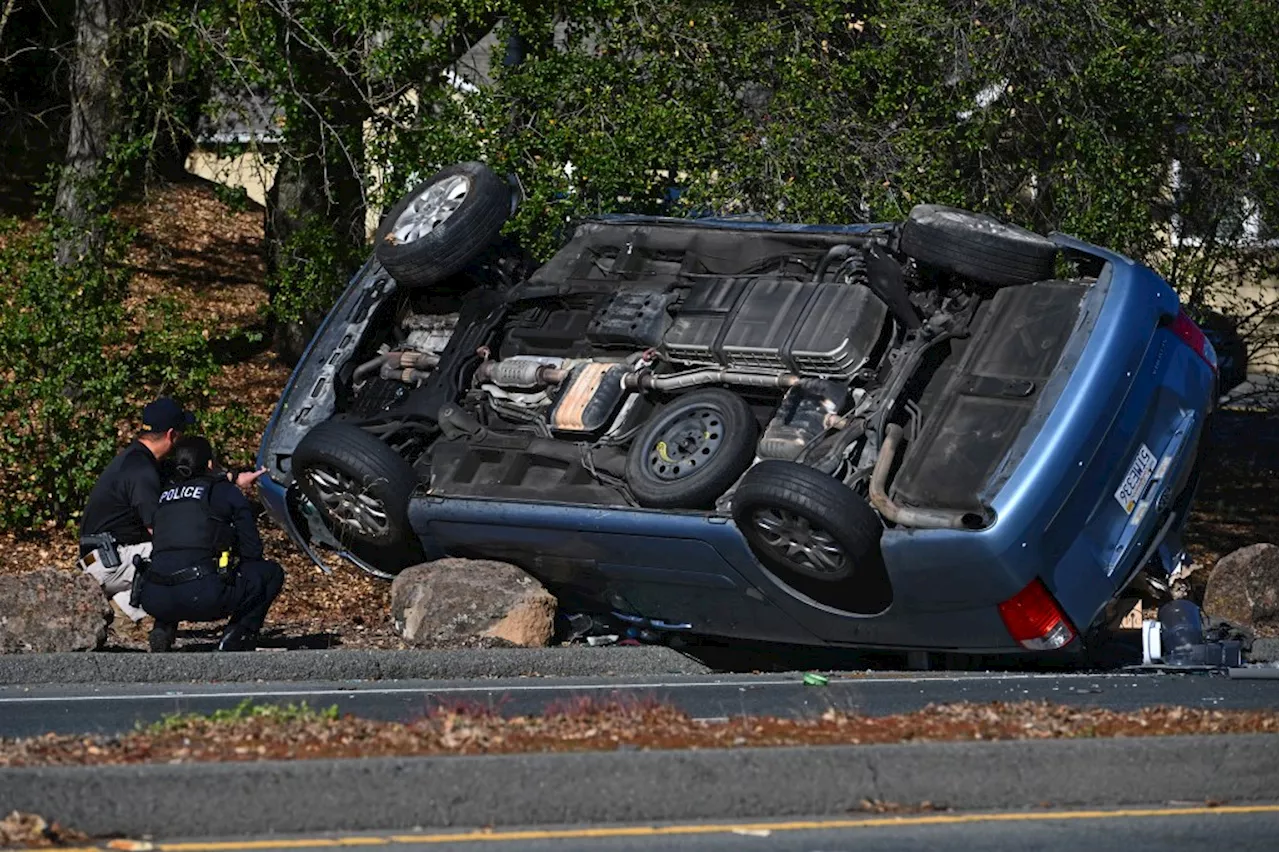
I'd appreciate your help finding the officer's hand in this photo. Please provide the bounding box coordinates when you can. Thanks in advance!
[234,467,268,490]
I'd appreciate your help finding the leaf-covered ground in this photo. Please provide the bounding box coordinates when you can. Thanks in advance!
[0,700,1273,768]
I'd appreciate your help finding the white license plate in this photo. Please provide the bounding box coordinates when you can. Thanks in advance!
[1114,443,1158,514]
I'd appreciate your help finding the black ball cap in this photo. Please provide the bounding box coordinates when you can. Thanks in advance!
[141,397,195,433]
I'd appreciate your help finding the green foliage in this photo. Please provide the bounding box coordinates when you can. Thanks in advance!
[407,0,1275,272]
[143,699,340,732]
[264,214,364,325]
[0,216,256,531]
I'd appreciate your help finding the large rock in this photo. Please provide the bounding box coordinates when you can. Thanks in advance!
[0,568,111,653]
[1202,543,1278,637]
[390,559,558,647]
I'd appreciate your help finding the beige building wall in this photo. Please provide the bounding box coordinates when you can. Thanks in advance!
[185,149,277,209]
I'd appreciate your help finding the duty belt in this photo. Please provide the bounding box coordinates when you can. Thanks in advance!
[146,564,219,586]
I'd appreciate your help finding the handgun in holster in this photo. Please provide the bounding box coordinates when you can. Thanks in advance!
[129,554,150,609]
[79,532,121,570]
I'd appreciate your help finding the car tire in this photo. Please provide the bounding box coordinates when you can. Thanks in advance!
[292,420,424,575]
[899,204,1057,286]
[1196,310,1248,394]
[732,461,882,584]
[625,389,758,509]
[374,161,512,288]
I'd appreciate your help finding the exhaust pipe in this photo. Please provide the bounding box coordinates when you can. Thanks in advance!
[623,369,802,392]
[869,424,981,530]
[354,350,441,385]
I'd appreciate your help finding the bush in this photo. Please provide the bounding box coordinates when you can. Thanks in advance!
[0,216,255,531]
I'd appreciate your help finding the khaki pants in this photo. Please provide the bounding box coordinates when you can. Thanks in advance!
[77,542,152,622]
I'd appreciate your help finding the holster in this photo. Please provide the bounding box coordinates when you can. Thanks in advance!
[216,550,240,583]
[80,533,121,570]
[129,555,149,608]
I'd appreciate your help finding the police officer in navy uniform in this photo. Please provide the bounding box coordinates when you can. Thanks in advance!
[140,436,285,652]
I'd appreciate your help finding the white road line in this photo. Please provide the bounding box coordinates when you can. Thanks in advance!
[0,672,1133,704]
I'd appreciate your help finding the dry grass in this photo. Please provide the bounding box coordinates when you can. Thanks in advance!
[0,700,1272,768]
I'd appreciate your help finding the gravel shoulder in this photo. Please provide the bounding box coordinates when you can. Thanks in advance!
[0,646,709,685]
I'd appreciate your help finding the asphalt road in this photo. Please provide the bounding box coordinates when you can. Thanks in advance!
[0,669,1274,738]
[52,806,1280,852]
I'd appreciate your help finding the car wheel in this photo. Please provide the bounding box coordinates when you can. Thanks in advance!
[625,389,758,509]
[292,420,424,575]
[1195,310,1248,393]
[374,161,512,288]
[732,461,882,584]
[899,204,1057,286]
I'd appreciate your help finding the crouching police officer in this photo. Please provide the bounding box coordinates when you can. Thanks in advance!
[140,436,285,652]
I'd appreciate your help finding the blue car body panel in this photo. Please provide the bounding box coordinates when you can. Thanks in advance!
[257,218,1214,652]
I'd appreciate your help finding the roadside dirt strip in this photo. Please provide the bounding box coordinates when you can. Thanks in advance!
[0,735,1273,838]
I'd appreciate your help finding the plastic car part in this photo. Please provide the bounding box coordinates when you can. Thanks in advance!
[1166,310,1220,377]
[997,578,1076,650]
[898,204,1057,286]
[661,276,887,377]
[292,420,424,576]
[732,460,882,584]
[624,388,757,509]
[374,161,511,288]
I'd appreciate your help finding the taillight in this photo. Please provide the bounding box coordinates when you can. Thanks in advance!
[998,579,1076,650]
[1168,311,1218,375]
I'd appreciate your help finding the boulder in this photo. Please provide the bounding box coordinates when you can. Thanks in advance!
[1202,544,1278,637]
[0,568,111,653]
[390,559,558,647]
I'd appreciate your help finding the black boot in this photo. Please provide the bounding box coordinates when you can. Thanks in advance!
[218,622,259,652]
[149,621,178,653]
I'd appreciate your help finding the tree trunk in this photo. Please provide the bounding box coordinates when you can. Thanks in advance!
[53,0,128,265]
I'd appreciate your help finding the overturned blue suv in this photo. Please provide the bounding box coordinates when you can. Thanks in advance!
[256,161,1218,655]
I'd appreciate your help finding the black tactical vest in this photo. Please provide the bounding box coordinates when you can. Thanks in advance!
[151,476,224,559]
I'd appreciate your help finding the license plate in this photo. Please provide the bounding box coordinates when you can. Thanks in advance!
[1114,443,1158,514]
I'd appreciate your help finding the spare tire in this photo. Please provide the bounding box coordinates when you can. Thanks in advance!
[899,204,1057,286]
[625,389,758,509]
[374,161,512,288]
[292,420,424,576]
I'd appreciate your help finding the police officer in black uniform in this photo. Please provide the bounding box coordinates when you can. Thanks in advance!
[140,436,285,652]
[78,397,195,626]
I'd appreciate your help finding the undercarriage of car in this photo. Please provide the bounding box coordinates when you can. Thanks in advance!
[269,163,1099,618]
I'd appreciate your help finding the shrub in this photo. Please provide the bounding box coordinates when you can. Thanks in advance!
[0,216,255,531]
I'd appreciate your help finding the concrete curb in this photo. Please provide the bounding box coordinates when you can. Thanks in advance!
[1,735,1273,838]
[0,647,709,685]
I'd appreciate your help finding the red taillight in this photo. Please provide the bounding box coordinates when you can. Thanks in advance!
[998,579,1076,651]
[1168,311,1218,375]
